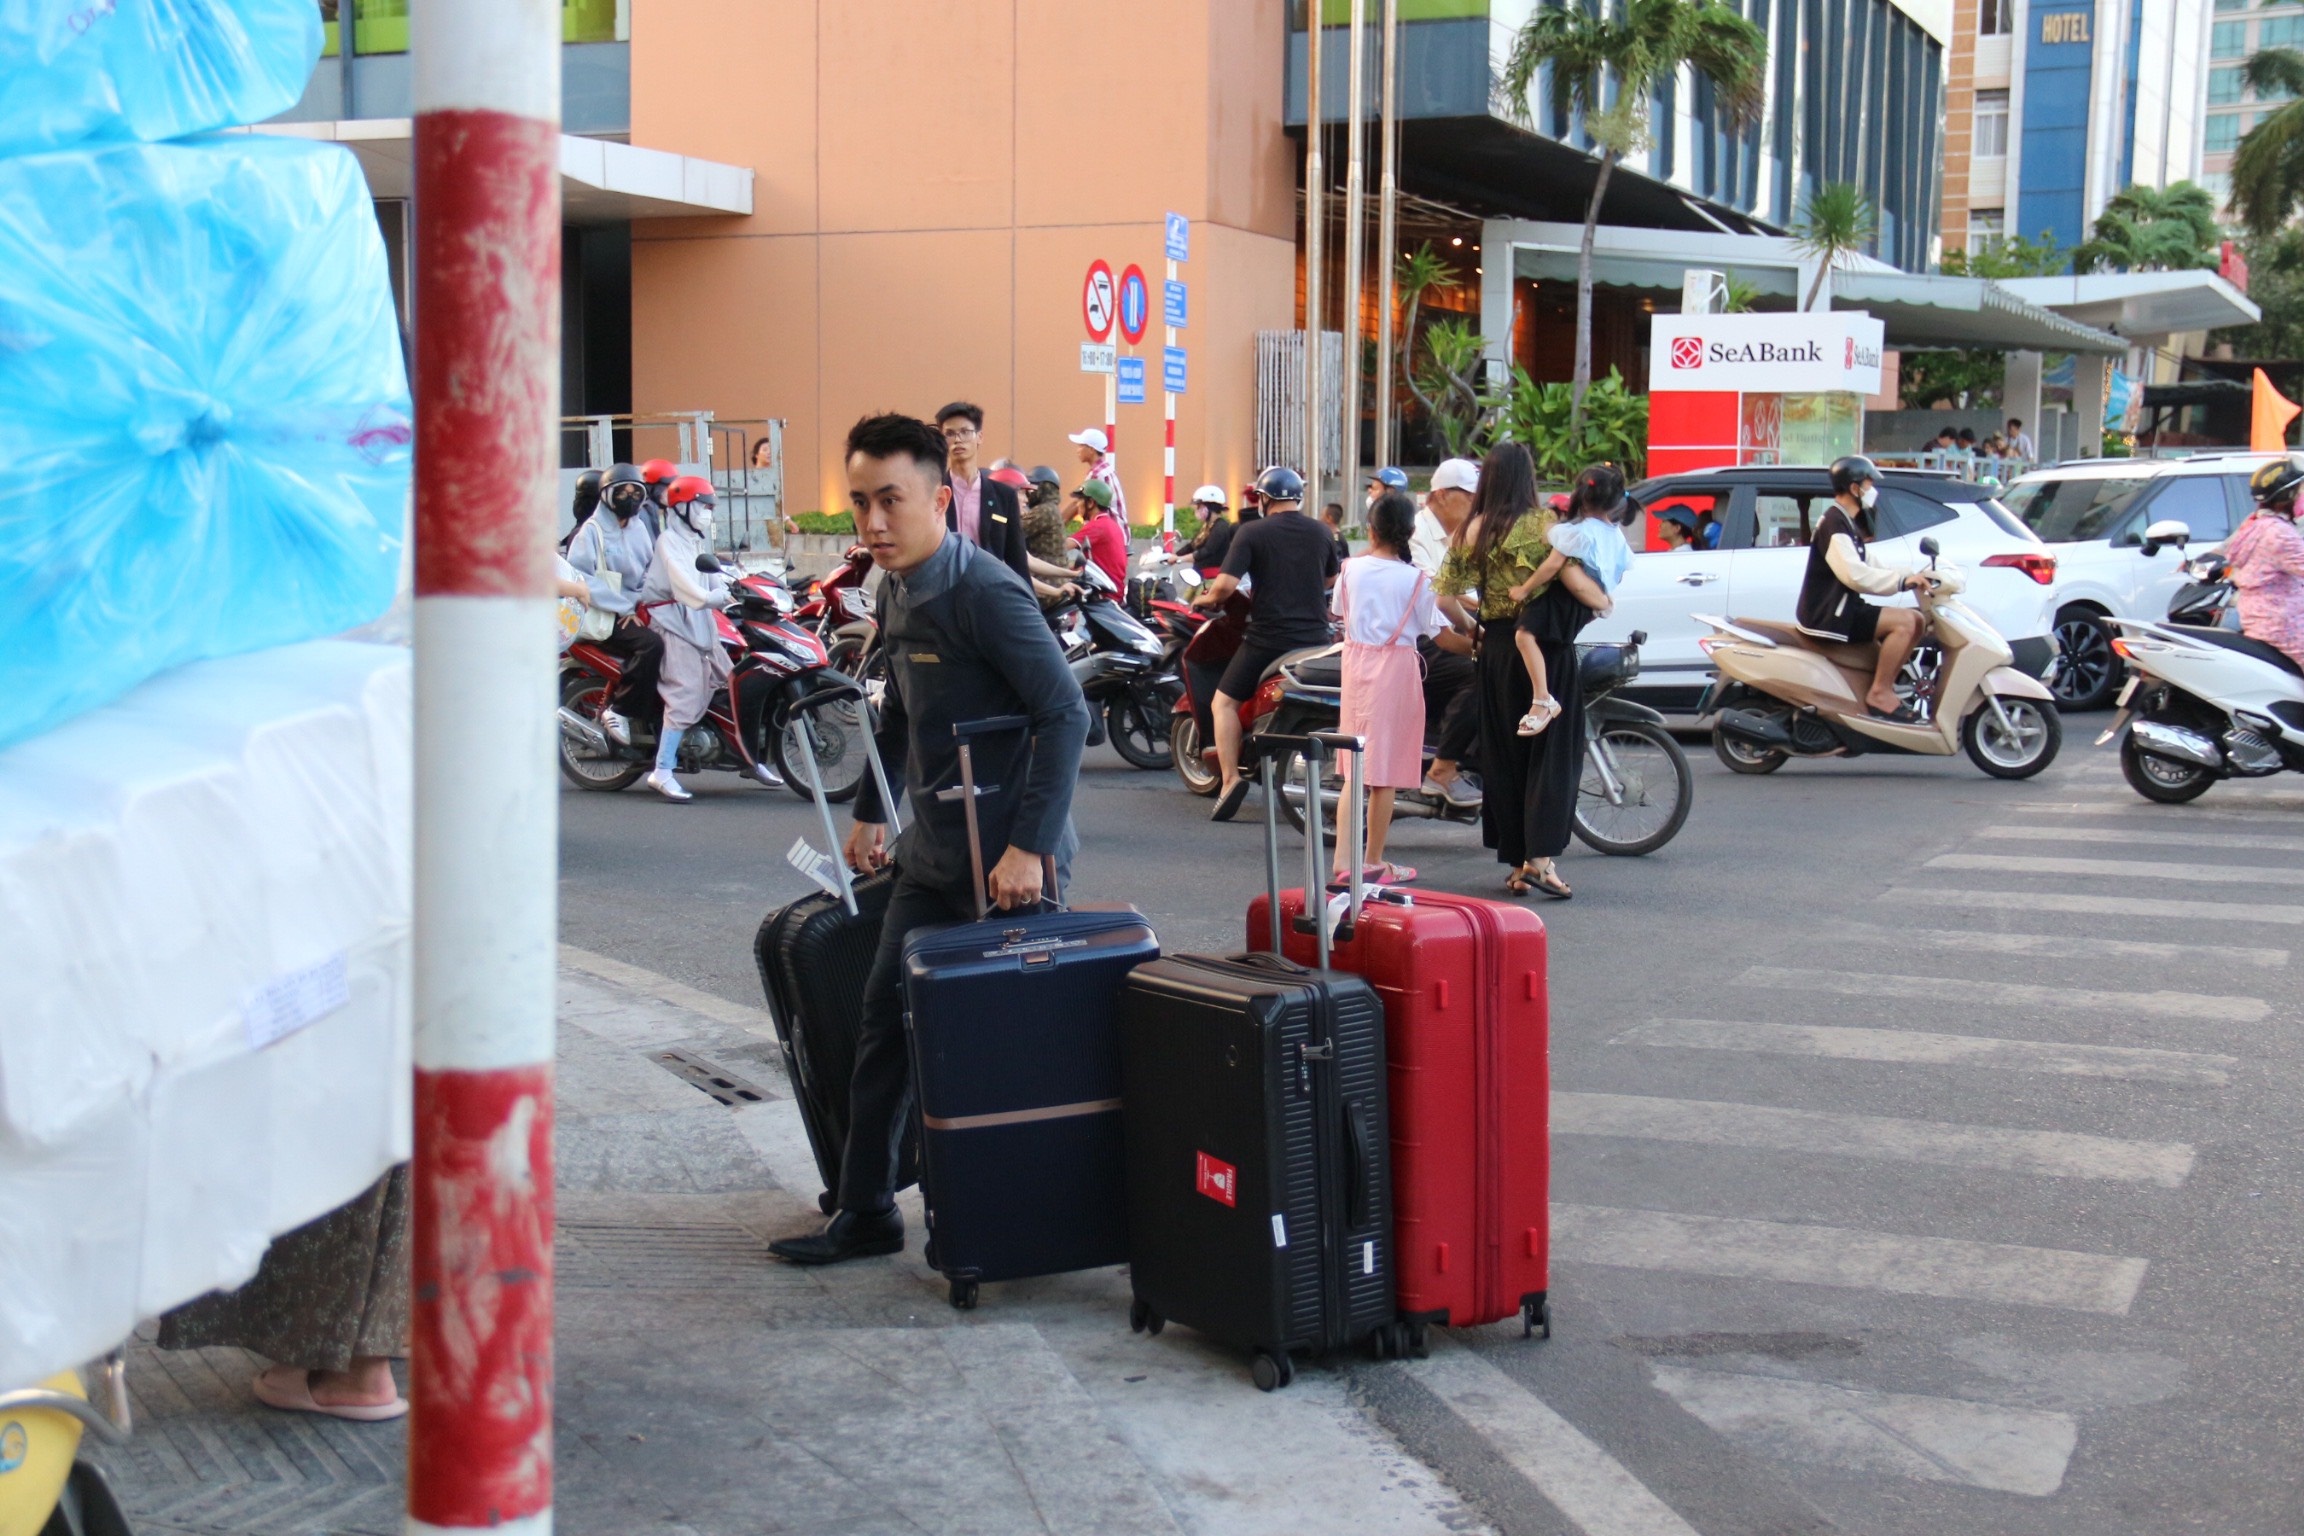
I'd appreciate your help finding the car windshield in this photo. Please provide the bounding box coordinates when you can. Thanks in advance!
[2002,475,2152,542]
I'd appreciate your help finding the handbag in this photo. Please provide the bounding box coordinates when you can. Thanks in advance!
[572,518,619,642]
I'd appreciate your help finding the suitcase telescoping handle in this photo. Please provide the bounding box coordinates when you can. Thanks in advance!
[787,679,901,918]
[1243,731,1366,968]
[952,715,1062,921]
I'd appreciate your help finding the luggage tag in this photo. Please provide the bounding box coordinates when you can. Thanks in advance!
[785,837,845,899]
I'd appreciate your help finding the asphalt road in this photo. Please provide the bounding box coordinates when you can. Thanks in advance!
[559,730,2304,1536]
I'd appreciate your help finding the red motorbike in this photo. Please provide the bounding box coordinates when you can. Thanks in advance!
[557,557,875,800]
[1168,591,1325,796]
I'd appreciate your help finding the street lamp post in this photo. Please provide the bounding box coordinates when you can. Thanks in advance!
[1304,5,1324,502]
[407,2,561,1533]
[1340,0,1368,513]
[1375,0,1400,471]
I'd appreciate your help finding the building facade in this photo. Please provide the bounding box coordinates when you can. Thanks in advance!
[2200,0,2304,212]
[1939,0,2211,256]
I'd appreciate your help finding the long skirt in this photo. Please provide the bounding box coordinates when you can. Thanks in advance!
[158,1166,409,1372]
[1476,614,1587,868]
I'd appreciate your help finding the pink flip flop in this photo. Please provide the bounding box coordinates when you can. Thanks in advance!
[252,1368,408,1423]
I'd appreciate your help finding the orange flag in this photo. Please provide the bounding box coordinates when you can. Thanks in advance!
[2252,368,2300,450]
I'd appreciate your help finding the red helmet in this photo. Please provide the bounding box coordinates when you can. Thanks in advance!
[639,458,676,485]
[989,466,1030,490]
[665,474,715,509]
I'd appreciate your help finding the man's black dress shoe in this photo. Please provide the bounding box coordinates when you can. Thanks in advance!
[768,1206,905,1265]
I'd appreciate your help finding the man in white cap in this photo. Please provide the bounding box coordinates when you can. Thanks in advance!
[1413,456,1478,575]
[1069,426,1128,526]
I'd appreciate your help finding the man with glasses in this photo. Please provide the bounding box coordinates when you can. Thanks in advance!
[934,401,1032,586]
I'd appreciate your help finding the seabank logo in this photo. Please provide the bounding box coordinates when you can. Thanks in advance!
[1669,336,1705,369]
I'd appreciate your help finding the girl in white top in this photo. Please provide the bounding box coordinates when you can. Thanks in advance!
[1331,491,1446,884]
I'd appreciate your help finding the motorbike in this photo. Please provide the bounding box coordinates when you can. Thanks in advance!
[797,543,882,688]
[1697,537,2063,780]
[0,1351,135,1535]
[2097,542,2304,801]
[1051,558,1183,770]
[1129,546,1199,615]
[1168,588,1255,796]
[1253,631,1693,856]
[557,554,874,800]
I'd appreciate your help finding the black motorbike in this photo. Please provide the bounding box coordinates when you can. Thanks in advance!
[1052,558,1183,770]
[2168,551,2239,628]
[1257,629,1692,856]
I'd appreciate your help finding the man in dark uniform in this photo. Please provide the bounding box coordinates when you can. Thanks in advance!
[769,413,1089,1266]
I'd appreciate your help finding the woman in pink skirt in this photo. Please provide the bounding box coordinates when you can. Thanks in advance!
[1334,490,1446,885]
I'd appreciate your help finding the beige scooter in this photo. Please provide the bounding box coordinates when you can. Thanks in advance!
[1693,537,2062,779]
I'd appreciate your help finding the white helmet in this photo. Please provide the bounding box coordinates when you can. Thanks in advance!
[1191,484,1227,507]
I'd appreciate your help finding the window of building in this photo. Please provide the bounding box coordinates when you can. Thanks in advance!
[1968,208,2006,253]
[2262,15,2304,49]
[1973,89,2011,157]
[2216,0,2246,14]
[2212,20,2246,57]
[2207,112,2243,152]
[1979,0,2013,33]
[2210,65,2247,105]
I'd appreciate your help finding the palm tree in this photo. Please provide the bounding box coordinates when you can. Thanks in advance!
[1791,183,1878,309]
[1393,243,1455,431]
[1501,0,1767,432]
[2072,182,2222,272]
[2234,48,2304,236]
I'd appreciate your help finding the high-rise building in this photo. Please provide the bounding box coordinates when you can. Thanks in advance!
[2200,0,2304,214]
[1940,0,2212,256]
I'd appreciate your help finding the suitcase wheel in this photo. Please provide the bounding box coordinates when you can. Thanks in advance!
[948,1278,980,1311]
[1128,1297,1166,1337]
[1250,1350,1294,1392]
[1522,1296,1551,1341]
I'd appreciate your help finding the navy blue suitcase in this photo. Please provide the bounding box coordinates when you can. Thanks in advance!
[901,716,1160,1309]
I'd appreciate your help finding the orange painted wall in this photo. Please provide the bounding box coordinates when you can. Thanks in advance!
[629,0,1297,523]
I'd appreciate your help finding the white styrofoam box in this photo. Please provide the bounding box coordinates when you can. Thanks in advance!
[0,1095,148,1392]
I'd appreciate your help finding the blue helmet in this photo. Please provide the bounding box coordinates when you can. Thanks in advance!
[1370,465,1409,489]
[1255,465,1306,505]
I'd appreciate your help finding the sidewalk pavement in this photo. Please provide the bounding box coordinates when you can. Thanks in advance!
[88,947,1493,1536]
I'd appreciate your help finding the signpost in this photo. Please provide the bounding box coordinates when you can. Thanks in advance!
[1084,259,1116,455]
[1117,356,1147,406]
[1118,265,1150,345]
[1159,216,1188,533]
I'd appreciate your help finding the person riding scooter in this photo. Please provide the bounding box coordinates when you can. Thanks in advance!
[638,475,733,802]
[1796,455,1938,722]
[2228,456,2304,671]
[568,462,665,746]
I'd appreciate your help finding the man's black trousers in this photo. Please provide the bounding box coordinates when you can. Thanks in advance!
[835,868,978,1213]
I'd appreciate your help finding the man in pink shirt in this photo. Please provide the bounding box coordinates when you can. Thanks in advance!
[936,400,1031,585]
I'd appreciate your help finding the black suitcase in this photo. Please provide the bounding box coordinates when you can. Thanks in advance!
[1117,735,1395,1390]
[901,716,1162,1310]
[750,687,916,1212]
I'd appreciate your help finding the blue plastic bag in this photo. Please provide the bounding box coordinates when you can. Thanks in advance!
[0,0,321,156]
[0,134,411,752]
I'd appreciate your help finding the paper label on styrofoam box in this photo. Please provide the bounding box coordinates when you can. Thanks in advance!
[243,951,350,1051]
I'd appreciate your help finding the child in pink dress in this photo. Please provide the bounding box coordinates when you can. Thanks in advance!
[1333,490,1446,885]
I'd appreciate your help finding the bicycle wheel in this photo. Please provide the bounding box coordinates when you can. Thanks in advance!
[1574,720,1692,855]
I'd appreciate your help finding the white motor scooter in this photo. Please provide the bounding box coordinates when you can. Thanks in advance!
[2099,612,2304,803]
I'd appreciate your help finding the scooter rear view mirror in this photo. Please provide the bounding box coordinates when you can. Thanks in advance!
[1918,536,1941,563]
[695,552,723,574]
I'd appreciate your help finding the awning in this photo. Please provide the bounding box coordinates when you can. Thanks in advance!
[1831,271,2130,355]
[1995,271,2261,339]
[236,118,753,223]
[2139,378,2252,409]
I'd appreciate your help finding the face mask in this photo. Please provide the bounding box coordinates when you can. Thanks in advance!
[1859,485,1878,511]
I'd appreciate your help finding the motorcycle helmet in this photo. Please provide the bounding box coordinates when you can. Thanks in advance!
[1254,464,1306,506]
[1828,455,1880,497]
[989,465,1030,491]
[1028,464,1061,488]
[665,474,715,510]
[571,468,603,518]
[2248,455,2304,511]
[640,458,677,501]
[600,462,648,516]
[1191,483,1228,509]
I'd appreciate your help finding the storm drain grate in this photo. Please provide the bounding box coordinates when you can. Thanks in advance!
[557,1219,783,1291]
[651,1048,772,1106]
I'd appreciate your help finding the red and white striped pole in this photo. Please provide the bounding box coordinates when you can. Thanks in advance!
[408,2,561,1534]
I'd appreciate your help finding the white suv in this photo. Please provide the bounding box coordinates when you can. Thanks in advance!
[1589,467,2059,717]
[1999,453,2274,709]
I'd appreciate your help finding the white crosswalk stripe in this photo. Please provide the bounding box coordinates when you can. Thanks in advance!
[1889,885,2304,924]
[1410,1343,1704,1536]
[1648,1366,2078,1498]
[1614,1018,2238,1086]
[1555,1091,2194,1185]
[1735,964,2268,1022]
[1820,918,2287,968]
[1554,1204,2149,1314]
[2021,800,2303,822]
[1929,851,2304,887]
[1977,823,2304,854]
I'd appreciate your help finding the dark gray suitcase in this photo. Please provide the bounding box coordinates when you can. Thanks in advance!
[1117,735,1395,1389]
[750,687,914,1211]
[901,716,1160,1309]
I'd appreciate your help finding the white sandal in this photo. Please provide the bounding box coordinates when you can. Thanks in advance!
[1516,696,1560,736]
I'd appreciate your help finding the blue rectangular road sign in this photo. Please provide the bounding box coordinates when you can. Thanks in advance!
[1165,212,1189,263]
[1117,356,1147,405]
[1163,279,1187,329]
[1162,346,1187,396]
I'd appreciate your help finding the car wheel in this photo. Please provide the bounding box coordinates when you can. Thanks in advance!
[2051,606,2120,710]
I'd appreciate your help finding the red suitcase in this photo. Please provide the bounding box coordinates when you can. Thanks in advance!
[1246,741,1551,1344]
